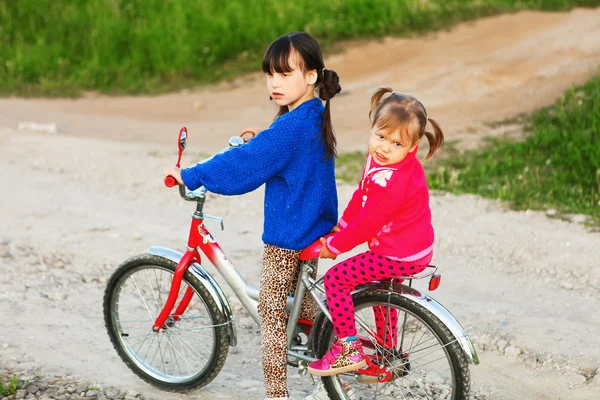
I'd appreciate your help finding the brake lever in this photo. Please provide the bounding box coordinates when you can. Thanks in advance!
[203,214,224,230]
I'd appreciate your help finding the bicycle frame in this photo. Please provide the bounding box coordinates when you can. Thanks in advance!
[149,184,479,369]
[150,185,324,363]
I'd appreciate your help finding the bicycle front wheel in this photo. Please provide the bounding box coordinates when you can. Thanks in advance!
[318,290,471,400]
[103,254,229,391]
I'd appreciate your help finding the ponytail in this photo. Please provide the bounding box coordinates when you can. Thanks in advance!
[319,68,342,158]
[423,117,444,160]
[369,87,394,124]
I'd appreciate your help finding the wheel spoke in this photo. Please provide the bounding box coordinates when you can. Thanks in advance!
[105,260,228,388]
[320,293,469,400]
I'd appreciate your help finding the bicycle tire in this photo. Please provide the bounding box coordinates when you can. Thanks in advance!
[103,253,229,391]
[317,289,471,400]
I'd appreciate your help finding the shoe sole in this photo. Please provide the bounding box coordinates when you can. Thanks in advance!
[307,359,367,377]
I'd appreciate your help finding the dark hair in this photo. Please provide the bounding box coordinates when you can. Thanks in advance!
[369,87,444,160]
[262,32,341,158]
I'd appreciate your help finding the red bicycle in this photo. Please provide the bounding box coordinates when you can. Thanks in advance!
[103,127,478,399]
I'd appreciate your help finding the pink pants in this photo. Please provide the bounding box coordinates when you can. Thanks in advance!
[324,250,432,346]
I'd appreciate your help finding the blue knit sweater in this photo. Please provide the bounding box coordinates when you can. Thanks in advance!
[181,97,338,250]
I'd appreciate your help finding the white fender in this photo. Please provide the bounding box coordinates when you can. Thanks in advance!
[361,282,479,365]
[149,246,237,347]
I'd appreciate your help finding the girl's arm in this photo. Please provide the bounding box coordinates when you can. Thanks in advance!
[326,183,403,255]
[181,118,299,194]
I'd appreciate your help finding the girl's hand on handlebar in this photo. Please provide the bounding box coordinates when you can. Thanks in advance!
[163,166,184,186]
[330,225,341,233]
[319,237,337,260]
[239,127,260,142]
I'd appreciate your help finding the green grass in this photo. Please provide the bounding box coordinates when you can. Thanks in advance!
[1,0,599,96]
[427,76,600,223]
[0,376,18,396]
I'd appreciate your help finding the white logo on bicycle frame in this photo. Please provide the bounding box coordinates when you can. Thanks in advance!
[198,225,216,244]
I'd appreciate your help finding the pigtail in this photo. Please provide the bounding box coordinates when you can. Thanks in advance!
[369,87,394,124]
[423,117,444,160]
[319,68,342,158]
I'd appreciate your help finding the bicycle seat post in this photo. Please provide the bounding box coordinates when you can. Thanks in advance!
[286,261,313,347]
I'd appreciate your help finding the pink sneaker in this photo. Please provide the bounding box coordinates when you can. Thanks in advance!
[308,338,366,376]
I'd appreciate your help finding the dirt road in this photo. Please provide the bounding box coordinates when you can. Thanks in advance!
[1,7,600,400]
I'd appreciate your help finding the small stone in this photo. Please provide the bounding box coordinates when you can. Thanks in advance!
[560,282,574,290]
[15,389,28,399]
[563,370,586,388]
[86,389,100,397]
[504,345,521,357]
[17,121,58,134]
[45,293,68,301]
[26,384,40,394]
[125,390,139,397]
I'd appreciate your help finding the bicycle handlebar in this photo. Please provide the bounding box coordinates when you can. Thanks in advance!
[164,176,177,187]
[175,184,207,201]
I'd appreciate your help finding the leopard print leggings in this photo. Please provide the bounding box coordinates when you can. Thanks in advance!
[258,244,318,399]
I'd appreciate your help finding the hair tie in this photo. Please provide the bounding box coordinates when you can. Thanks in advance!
[322,68,327,74]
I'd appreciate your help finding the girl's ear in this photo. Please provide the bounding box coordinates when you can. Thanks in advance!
[306,69,318,85]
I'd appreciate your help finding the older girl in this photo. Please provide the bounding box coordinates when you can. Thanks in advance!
[165,32,341,400]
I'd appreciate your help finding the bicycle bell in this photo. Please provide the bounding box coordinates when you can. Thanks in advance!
[229,136,245,148]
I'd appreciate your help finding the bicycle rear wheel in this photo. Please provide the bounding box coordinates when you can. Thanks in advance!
[317,290,471,400]
[103,254,229,391]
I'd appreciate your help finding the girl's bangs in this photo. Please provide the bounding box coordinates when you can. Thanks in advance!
[374,107,418,144]
[262,38,294,74]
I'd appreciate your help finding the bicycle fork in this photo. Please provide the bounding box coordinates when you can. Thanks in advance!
[152,249,199,332]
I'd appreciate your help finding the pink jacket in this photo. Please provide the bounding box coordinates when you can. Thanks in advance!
[326,150,434,261]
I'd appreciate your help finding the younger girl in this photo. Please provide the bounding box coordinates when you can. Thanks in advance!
[307,87,444,376]
[164,32,341,400]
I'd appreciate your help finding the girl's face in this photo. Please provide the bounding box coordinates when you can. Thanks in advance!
[368,125,418,166]
[266,52,317,110]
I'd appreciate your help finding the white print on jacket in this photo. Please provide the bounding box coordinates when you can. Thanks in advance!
[370,221,394,247]
[359,158,398,247]
[362,169,394,208]
[372,170,394,187]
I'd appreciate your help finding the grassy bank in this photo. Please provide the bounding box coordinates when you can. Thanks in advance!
[427,76,600,223]
[1,0,599,96]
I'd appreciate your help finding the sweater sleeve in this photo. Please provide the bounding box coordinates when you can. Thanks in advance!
[328,182,403,254]
[181,116,300,194]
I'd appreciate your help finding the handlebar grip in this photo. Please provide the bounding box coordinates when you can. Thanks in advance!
[164,176,177,187]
